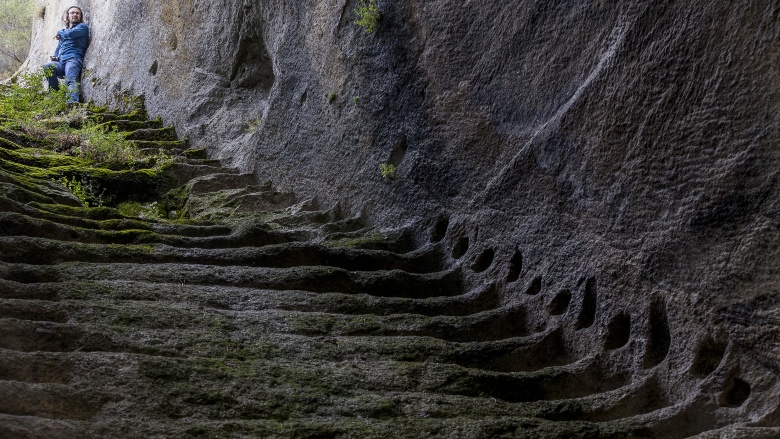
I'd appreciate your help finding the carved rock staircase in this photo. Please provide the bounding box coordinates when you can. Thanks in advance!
[0,108,776,439]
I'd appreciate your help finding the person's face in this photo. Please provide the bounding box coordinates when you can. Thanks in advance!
[68,8,82,24]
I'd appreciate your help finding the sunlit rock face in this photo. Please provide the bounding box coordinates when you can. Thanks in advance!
[24,0,780,436]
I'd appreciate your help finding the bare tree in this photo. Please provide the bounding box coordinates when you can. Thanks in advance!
[0,0,34,78]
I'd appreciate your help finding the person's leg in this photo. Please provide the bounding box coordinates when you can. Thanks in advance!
[63,58,83,103]
[42,61,64,91]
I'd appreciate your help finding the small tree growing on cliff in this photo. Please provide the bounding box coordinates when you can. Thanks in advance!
[354,0,381,34]
[0,0,34,78]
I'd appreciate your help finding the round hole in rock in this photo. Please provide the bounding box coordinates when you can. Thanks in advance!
[720,377,751,407]
[471,248,495,273]
[604,312,631,350]
[525,276,542,295]
[430,217,449,243]
[548,289,571,315]
[451,236,469,259]
[506,249,522,283]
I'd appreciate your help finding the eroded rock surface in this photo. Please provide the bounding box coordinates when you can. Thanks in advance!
[0,104,777,439]
[16,0,780,437]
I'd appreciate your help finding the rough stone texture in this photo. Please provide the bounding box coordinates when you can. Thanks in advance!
[20,0,780,437]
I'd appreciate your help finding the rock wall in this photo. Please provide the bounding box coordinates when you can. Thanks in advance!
[28,0,780,430]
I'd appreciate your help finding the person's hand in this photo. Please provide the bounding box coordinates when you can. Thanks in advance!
[54,34,60,40]
[50,56,58,61]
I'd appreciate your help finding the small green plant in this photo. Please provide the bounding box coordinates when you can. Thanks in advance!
[56,176,105,207]
[327,93,337,103]
[379,163,396,180]
[353,96,359,104]
[354,0,381,34]
[151,148,175,171]
[76,122,141,164]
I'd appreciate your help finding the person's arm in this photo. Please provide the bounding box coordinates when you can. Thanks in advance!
[51,39,62,60]
[57,23,89,40]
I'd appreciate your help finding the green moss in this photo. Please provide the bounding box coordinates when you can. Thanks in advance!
[0,136,21,150]
[97,218,153,231]
[123,126,178,142]
[29,202,125,220]
[16,163,175,206]
[0,147,89,168]
[151,185,189,220]
[87,109,147,124]
[93,119,163,132]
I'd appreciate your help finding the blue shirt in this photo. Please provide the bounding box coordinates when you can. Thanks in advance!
[53,23,90,61]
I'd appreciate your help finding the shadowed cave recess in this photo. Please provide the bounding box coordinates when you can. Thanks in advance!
[4,0,779,437]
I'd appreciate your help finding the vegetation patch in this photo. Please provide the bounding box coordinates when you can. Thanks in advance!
[379,163,396,180]
[0,71,177,210]
[354,0,381,34]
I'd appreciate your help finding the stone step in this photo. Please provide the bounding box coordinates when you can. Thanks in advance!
[181,148,208,160]
[0,319,112,353]
[0,262,463,298]
[131,140,187,150]
[185,187,299,220]
[0,237,444,273]
[1,199,154,232]
[0,413,92,439]
[93,119,163,132]
[0,306,614,406]
[0,172,84,207]
[60,417,632,439]
[86,110,147,124]
[185,173,258,195]
[0,352,72,385]
[1,297,530,346]
[0,380,104,420]
[122,126,177,142]
[173,157,223,167]
[0,278,496,317]
[0,212,306,247]
[162,163,240,187]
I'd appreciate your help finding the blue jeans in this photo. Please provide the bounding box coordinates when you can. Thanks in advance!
[44,58,83,103]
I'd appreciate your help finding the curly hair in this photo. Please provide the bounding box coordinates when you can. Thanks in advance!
[62,6,84,28]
